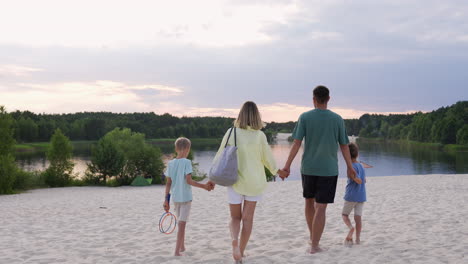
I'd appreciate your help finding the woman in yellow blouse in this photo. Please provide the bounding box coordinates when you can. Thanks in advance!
[213,101,287,263]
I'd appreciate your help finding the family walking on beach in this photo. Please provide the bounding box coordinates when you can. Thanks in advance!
[163,85,368,263]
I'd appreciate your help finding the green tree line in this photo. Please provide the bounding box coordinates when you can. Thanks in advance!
[354,101,468,145]
[9,111,235,143]
[258,101,468,146]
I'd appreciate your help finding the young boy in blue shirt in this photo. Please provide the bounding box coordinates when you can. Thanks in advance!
[163,137,213,256]
[342,143,371,245]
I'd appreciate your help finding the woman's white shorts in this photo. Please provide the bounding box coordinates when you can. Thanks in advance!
[227,186,262,204]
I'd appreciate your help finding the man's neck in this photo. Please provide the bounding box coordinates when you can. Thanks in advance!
[315,104,328,110]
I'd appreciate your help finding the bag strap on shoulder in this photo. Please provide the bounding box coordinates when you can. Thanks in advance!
[225,127,237,148]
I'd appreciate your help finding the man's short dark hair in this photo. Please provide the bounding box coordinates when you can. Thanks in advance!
[349,143,359,159]
[313,85,330,104]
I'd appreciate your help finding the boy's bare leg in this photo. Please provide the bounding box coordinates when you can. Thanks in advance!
[305,198,316,243]
[229,204,242,261]
[354,215,362,244]
[310,202,327,254]
[175,221,186,256]
[240,201,257,257]
[342,214,354,245]
[181,229,186,252]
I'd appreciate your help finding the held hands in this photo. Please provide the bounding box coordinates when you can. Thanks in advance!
[278,167,290,181]
[204,181,216,191]
[163,200,170,212]
[347,166,361,184]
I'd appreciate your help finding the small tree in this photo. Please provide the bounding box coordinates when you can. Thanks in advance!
[0,106,17,194]
[87,128,165,186]
[44,129,74,187]
[88,137,125,184]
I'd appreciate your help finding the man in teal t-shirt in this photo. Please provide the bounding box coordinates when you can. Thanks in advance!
[282,85,359,254]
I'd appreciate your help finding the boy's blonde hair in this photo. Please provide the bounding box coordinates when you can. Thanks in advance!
[175,137,191,151]
[234,101,264,130]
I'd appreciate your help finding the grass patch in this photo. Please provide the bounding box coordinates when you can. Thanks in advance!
[444,144,468,152]
[358,137,467,152]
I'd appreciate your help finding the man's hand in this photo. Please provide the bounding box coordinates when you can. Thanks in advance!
[163,200,170,212]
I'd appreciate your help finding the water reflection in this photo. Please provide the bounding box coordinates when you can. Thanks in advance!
[15,134,468,179]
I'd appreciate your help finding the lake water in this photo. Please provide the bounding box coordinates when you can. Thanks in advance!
[16,133,468,180]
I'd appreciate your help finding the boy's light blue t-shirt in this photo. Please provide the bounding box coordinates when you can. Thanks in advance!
[165,158,193,203]
[344,162,366,202]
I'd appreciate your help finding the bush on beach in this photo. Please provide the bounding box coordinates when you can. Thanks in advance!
[0,106,18,194]
[13,170,45,190]
[0,154,17,194]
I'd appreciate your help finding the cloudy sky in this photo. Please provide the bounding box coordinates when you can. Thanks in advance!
[1,0,467,121]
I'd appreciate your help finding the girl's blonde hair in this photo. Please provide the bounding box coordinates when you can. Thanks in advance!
[234,101,264,130]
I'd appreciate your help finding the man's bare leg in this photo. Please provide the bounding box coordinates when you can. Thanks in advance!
[310,202,327,254]
[354,215,362,244]
[229,204,243,261]
[305,198,316,243]
[342,214,354,245]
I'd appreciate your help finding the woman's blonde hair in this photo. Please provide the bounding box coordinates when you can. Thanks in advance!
[234,101,264,130]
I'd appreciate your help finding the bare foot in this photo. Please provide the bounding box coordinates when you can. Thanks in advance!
[232,240,242,261]
[309,246,324,254]
[344,226,355,245]
[174,252,184,256]
[355,238,361,245]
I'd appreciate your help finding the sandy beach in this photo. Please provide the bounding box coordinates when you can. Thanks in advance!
[1,174,467,264]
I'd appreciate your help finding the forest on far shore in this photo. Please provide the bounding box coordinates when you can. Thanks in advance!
[4,101,468,146]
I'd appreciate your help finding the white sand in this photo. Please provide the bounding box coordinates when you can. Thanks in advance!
[1,174,467,264]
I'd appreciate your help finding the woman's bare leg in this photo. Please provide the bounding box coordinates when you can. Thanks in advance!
[239,201,257,257]
[229,204,242,261]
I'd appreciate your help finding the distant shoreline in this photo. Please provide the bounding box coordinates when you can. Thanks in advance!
[356,137,468,152]
[14,138,222,153]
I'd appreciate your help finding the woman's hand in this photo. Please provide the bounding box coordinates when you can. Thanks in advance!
[207,181,216,191]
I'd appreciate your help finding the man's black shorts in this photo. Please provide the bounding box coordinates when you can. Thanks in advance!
[301,174,338,203]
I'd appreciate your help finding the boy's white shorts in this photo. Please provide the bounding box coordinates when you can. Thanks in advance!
[174,201,192,222]
[227,186,262,204]
[342,201,364,216]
